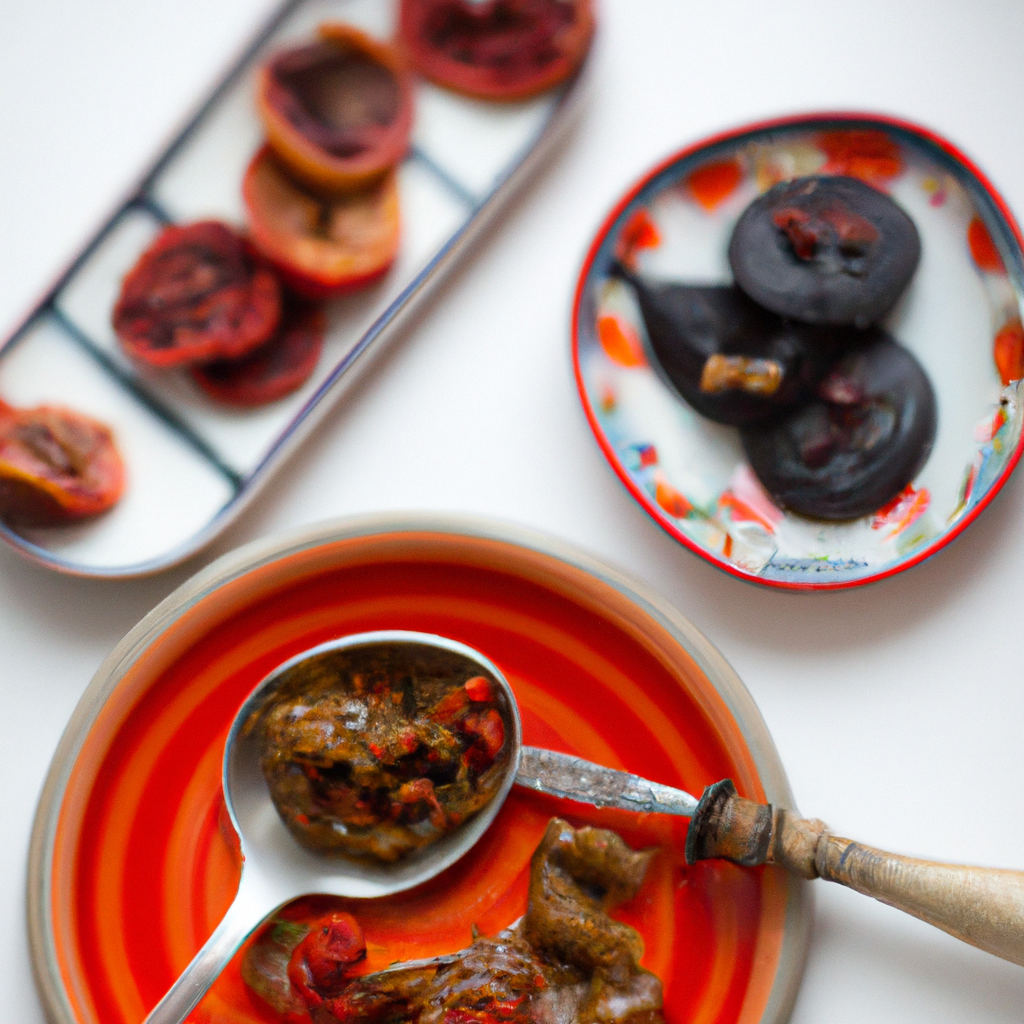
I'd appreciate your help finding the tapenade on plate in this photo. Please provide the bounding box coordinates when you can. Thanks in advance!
[242,819,664,1024]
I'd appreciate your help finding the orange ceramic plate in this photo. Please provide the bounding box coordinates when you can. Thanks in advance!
[28,515,809,1024]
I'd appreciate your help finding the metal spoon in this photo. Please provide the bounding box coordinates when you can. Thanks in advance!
[143,630,1024,1024]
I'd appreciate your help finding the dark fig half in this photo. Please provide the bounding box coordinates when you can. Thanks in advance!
[741,330,936,520]
[729,175,921,327]
[614,267,853,427]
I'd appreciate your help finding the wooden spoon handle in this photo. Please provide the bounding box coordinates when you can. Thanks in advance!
[686,780,1024,967]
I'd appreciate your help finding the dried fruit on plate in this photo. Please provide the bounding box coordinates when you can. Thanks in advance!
[399,0,594,101]
[242,820,663,1024]
[0,401,125,526]
[191,294,326,406]
[614,267,851,427]
[729,175,920,328]
[741,331,937,520]
[113,221,281,367]
[258,23,414,194]
[244,146,400,298]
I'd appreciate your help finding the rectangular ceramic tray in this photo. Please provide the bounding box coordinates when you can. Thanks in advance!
[0,0,586,578]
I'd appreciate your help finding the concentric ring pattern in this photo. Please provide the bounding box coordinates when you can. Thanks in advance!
[34,520,805,1024]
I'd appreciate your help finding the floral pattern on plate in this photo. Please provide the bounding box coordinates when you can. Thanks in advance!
[573,115,1024,589]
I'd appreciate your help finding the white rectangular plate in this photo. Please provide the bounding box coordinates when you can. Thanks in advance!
[0,0,586,577]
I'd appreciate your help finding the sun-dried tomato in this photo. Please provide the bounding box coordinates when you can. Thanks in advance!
[399,0,594,101]
[0,401,125,526]
[288,912,367,1006]
[191,294,326,406]
[243,145,399,298]
[258,23,413,195]
[113,221,281,367]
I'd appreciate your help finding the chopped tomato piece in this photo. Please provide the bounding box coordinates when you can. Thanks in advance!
[0,403,125,526]
[429,684,470,724]
[113,220,281,367]
[460,708,505,760]
[463,675,492,702]
[191,294,326,406]
[244,146,399,298]
[395,778,446,828]
[288,912,367,1004]
[400,0,594,101]
[259,23,413,194]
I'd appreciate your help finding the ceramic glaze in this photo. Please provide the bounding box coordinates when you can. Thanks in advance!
[31,518,807,1024]
[573,114,1024,590]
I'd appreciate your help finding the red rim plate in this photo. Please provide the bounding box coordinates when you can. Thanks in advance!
[572,112,1024,591]
[28,515,809,1024]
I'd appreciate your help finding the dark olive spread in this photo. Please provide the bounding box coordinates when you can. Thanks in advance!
[252,643,512,862]
[242,819,664,1024]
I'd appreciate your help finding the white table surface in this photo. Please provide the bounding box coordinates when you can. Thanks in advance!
[2,1,1024,1021]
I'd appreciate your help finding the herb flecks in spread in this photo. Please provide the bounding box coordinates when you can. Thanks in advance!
[252,644,511,862]
[242,819,664,1024]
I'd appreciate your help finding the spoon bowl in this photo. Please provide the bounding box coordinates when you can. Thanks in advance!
[226,631,523,900]
[142,630,524,1024]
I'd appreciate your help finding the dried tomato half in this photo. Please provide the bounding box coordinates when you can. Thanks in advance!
[113,221,281,368]
[399,0,595,101]
[258,23,414,194]
[243,145,400,298]
[0,402,125,526]
[192,295,326,406]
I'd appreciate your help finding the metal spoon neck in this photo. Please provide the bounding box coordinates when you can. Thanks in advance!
[515,746,699,817]
[140,883,262,1024]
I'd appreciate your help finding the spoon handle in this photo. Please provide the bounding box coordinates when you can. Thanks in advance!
[687,780,1024,967]
[516,746,699,816]
[142,888,260,1024]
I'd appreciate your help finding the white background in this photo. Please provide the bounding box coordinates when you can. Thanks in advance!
[2,1,1024,1021]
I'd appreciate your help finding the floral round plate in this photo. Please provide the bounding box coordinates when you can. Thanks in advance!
[572,114,1024,589]
[29,514,809,1024]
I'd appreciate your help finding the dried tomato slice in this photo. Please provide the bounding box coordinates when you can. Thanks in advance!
[0,402,125,526]
[258,23,414,194]
[399,0,594,101]
[113,221,281,368]
[243,145,399,298]
[191,294,326,406]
